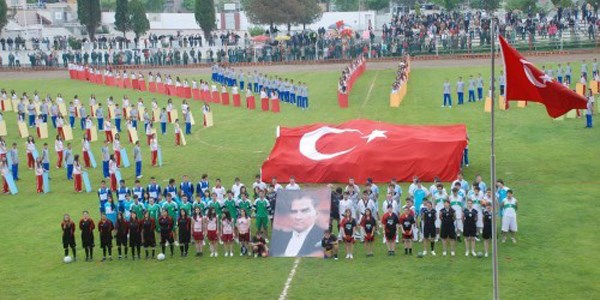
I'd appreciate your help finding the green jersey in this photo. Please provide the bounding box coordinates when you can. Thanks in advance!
[180,202,193,217]
[163,201,179,219]
[254,198,270,218]
[238,199,252,217]
[223,198,238,219]
[208,201,221,218]
[130,202,145,220]
[147,203,161,224]
[192,201,205,214]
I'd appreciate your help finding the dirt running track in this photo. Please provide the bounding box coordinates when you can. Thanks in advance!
[1,51,598,81]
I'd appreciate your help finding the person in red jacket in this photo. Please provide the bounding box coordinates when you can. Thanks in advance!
[61,213,76,261]
[129,211,143,260]
[142,211,157,259]
[115,212,129,259]
[98,212,114,261]
[79,211,95,261]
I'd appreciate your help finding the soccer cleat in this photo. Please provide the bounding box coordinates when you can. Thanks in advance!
[209,252,214,257]
[485,253,489,257]
[174,241,180,247]
[334,257,338,260]
[214,252,218,257]
[475,237,480,242]
[422,251,427,256]
[502,238,507,243]
[451,251,455,256]
[230,252,234,257]
[443,251,447,256]
[431,251,436,256]
[224,252,229,257]
[472,251,477,257]
[511,238,517,244]
[441,105,445,108]
[465,252,469,257]
[240,253,243,256]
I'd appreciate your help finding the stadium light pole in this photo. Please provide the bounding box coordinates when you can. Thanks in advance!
[490,16,500,300]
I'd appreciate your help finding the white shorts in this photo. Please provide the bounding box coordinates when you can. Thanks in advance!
[476,210,483,228]
[502,215,517,232]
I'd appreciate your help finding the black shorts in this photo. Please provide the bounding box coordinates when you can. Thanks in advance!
[179,230,191,244]
[441,226,456,240]
[423,225,436,239]
[100,234,112,248]
[116,234,128,246]
[160,232,174,245]
[464,224,477,237]
[81,233,95,248]
[482,227,492,240]
[143,232,156,248]
[385,231,397,241]
[129,234,141,247]
[62,235,76,248]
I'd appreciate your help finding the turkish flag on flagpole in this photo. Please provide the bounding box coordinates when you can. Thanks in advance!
[499,35,588,118]
[261,120,468,183]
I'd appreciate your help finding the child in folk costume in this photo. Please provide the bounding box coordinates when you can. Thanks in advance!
[245,86,255,110]
[82,135,91,168]
[35,158,44,193]
[55,135,64,168]
[73,154,84,192]
[160,108,168,135]
[108,154,119,191]
[113,133,121,167]
[26,136,36,169]
[145,122,154,145]
[166,99,174,123]
[104,119,113,142]
[150,134,159,167]
[174,119,182,146]
[56,114,66,140]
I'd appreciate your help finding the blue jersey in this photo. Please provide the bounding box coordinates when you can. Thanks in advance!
[413,188,427,215]
[164,185,178,199]
[180,181,194,198]
[147,184,162,200]
[132,186,145,202]
[97,188,112,213]
[117,187,131,212]
[196,180,210,195]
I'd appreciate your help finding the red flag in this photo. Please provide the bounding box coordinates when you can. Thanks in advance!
[261,120,468,183]
[499,35,588,118]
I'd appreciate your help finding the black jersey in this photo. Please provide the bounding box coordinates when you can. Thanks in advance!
[483,210,493,229]
[382,212,399,233]
[440,208,455,225]
[463,208,478,227]
[341,218,356,236]
[400,214,415,231]
[361,216,377,234]
[422,208,437,227]
[321,235,337,250]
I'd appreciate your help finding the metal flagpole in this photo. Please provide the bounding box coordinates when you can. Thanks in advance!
[490,16,500,300]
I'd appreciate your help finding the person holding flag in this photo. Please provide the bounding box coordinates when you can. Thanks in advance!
[72,154,84,192]
[54,135,64,169]
[586,88,594,128]
[34,158,44,193]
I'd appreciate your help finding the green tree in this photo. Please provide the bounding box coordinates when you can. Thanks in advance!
[114,0,130,37]
[129,0,150,38]
[551,0,575,9]
[78,0,102,40]
[334,0,358,11]
[143,0,166,12]
[505,0,539,13]
[183,0,194,11]
[0,0,8,34]
[195,0,216,39]
[297,0,323,29]
[470,0,501,12]
[366,0,388,11]
[432,0,463,11]
[242,0,287,26]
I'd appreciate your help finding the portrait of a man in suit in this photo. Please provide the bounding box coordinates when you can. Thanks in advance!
[270,190,330,257]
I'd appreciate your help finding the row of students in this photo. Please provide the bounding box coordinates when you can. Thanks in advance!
[61,207,269,262]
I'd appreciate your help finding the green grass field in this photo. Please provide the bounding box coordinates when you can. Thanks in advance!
[0,61,599,300]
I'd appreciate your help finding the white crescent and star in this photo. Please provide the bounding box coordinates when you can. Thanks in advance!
[298,127,388,161]
[521,59,553,88]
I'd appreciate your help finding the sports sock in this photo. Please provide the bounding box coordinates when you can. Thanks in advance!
[431,242,435,251]
[136,246,141,257]
[72,247,76,258]
[124,246,128,256]
[102,247,106,257]
[152,249,155,257]
[84,247,89,259]
[161,245,166,254]
[180,246,184,254]
[108,247,112,256]
[89,247,93,259]
[184,244,189,254]
[118,246,122,256]
[170,244,174,255]
[145,250,149,258]
[64,248,68,256]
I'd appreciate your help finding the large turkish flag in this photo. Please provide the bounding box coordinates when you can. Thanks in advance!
[261,120,468,183]
[499,35,588,117]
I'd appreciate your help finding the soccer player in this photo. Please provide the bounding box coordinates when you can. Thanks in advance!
[222,191,238,220]
[251,231,268,258]
[79,211,95,261]
[115,212,129,259]
[206,207,219,257]
[421,201,437,256]
[98,213,114,261]
[321,229,339,260]
[237,209,251,256]
[254,190,270,234]
[177,208,191,257]
[501,190,518,243]
[439,200,456,256]
[360,208,377,257]
[482,203,493,257]
[381,205,399,256]
[442,79,452,108]
[221,209,235,257]
[449,187,464,240]
[141,211,157,259]
[399,207,415,255]
[158,209,175,257]
[340,208,356,259]
[463,199,478,256]
[61,213,76,261]
[129,211,142,260]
